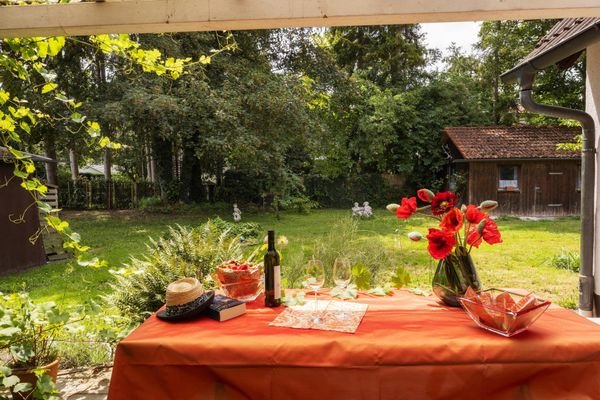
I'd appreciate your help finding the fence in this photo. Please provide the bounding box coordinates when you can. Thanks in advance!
[59,179,156,209]
[58,174,406,210]
[303,173,402,208]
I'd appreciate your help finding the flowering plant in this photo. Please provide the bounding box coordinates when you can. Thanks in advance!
[388,189,502,260]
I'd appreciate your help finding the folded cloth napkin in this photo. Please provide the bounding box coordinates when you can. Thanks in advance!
[270,300,368,333]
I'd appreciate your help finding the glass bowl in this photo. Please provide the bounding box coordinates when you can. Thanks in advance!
[458,288,551,337]
[215,263,264,302]
[219,277,264,302]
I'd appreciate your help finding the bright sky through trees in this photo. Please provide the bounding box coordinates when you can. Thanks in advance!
[422,21,481,53]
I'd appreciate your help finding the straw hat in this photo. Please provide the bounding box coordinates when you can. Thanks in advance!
[157,278,214,321]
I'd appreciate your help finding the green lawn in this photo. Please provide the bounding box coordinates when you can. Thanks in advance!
[0,209,580,308]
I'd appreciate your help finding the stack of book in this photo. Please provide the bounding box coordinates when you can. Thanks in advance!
[206,294,246,322]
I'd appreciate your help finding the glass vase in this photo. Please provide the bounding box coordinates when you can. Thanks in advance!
[432,247,481,307]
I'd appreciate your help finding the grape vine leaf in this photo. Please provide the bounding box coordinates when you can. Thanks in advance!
[368,284,394,296]
[391,266,411,289]
[2,375,19,388]
[41,83,57,94]
[351,264,371,290]
[410,288,431,297]
[331,283,358,299]
[282,292,305,306]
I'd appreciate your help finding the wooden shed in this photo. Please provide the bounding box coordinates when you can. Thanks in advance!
[0,148,51,275]
[444,126,581,216]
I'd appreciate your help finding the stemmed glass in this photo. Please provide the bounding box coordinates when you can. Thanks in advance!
[333,257,352,292]
[333,257,352,319]
[303,259,325,324]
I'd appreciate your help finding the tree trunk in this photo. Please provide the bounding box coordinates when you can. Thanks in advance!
[151,134,174,201]
[104,148,113,209]
[69,149,79,182]
[179,144,195,202]
[104,148,112,181]
[146,142,156,184]
[44,137,58,185]
[189,159,205,202]
[150,157,156,184]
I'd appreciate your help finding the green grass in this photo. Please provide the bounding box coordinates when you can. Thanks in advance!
[0,209,581,309]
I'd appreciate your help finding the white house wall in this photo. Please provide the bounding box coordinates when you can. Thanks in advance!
[586,41,600,315]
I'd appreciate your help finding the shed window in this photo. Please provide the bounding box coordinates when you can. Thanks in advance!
[499,165,519,191]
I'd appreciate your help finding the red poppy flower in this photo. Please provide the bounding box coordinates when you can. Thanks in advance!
[417,189,434,203]
[467,219,502,247]
[396,197,417,219]
[440,208,463,233]
[467,226,483,248]
[465,205,487,224]
[482,219,502,245]
[431,191,457,215]
[426,228,456,259]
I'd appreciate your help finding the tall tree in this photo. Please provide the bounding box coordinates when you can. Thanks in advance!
[327,25,427,89]
[477,20,584,125]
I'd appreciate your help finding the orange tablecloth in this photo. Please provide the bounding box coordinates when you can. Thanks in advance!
[108,291,600,400]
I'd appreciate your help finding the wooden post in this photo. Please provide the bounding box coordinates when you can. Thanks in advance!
[87,180,92,209]
[1,0,600,38]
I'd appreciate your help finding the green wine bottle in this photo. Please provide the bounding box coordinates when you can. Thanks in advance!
[264,230,281,307]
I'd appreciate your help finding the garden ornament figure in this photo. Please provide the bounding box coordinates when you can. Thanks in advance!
[233,203,242,222]
[352,202,373,218]
[363,202,373,218]
[352,202,362,217]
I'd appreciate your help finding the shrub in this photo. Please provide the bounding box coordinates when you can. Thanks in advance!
[58,310,132,368]
[279,195,319,214]
[550,249,580,273]
[220,169,265,204]
[304,173,398,208]
[106,220,248,321]
[138,196,166,212]
[210,217,262,240]
[284,218,405,288]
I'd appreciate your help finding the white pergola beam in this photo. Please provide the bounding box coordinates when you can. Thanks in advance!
[1,0,600,38]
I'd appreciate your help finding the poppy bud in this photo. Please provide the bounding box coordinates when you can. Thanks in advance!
[479,200,498,211]
[386,203,400,212]
[417,189,435,203]
[460,204,467,213]
[477,219,486,235]
[407,231,423,242]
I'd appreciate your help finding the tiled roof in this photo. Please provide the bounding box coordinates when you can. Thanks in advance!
[0,146,55,163]
[444,126,580,160]
[502,18,600,80]
[520,18,600,65]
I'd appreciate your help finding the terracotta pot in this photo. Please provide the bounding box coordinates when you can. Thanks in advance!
[10,358,59,400]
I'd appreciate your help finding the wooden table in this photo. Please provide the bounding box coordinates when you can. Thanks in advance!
[108,291,600,399]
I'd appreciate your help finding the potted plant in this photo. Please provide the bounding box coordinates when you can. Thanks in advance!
[0,292,69,400]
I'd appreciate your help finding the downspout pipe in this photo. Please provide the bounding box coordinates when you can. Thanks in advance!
[518,70,596,316]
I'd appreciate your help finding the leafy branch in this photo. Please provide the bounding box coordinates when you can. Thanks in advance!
[0,32,234,266]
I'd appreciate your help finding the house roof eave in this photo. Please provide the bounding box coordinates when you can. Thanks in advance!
[0,147,57,164]
[451,157,580,163]
[501,19,600,84]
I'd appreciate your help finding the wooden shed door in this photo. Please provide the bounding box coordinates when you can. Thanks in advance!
[544,166,569,215]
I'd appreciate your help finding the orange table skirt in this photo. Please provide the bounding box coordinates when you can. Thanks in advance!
[108,291,600,400]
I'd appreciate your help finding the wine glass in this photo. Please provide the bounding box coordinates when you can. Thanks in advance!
[333,257,352,291]
[333,257,352,319]
[303,259,325,323]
